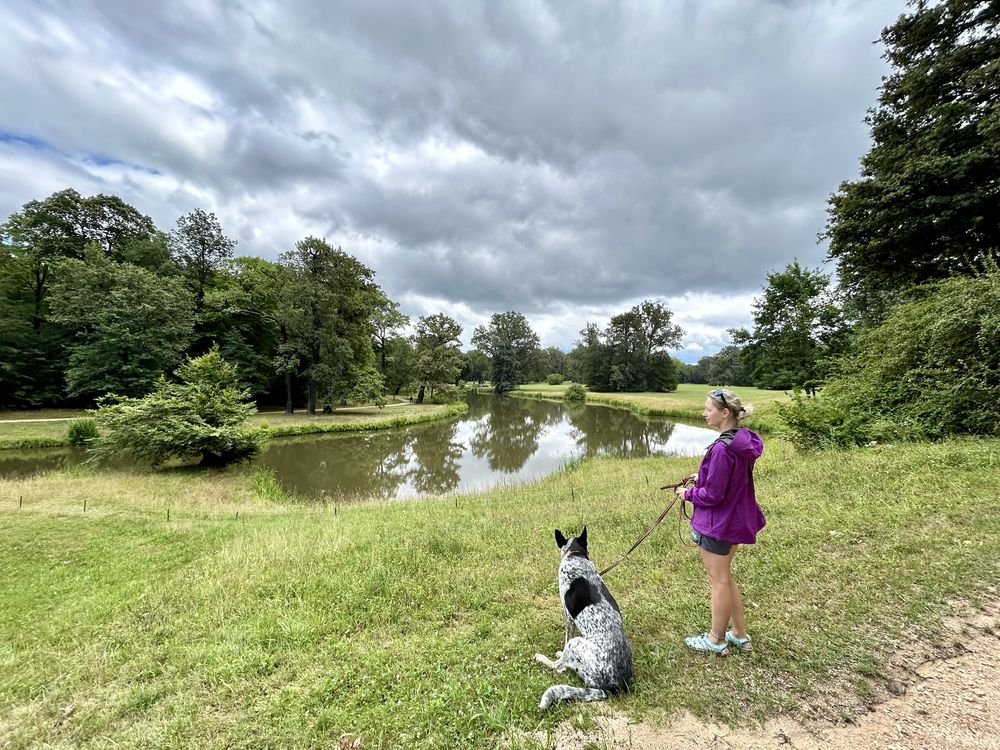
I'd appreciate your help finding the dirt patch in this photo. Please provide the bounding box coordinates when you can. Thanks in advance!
[531,600,1000,750]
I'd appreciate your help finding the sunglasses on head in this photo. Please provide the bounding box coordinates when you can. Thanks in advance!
[711,389,730,411]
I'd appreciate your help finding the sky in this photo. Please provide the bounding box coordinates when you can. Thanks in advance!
[0,0,908,361]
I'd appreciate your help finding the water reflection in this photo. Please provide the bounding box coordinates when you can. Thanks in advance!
[254,393,719,500]
[0,394,721,500]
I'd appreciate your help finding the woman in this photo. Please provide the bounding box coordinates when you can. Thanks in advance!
[675,388,765,656]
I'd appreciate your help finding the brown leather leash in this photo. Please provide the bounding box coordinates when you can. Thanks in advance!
[598,476,696,576]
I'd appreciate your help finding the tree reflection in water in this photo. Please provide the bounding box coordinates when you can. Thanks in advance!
[231,393,718,500]
[0,396,716,499]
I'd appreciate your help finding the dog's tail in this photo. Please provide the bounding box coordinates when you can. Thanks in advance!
[538,685,608,712]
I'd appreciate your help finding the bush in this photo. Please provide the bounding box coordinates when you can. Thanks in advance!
[430,384,463,404]
[780,269,1000,446]
[67,419,99,446]
[563,383,587,405]
[91,346,267,466]
[545,373,565,385]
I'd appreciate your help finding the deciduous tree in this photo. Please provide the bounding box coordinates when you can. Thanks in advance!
[412,314,464,403]
[471,312,541,394]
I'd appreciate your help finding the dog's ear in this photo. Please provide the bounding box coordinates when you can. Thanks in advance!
[554,529,568,549]
[578,525,588,550]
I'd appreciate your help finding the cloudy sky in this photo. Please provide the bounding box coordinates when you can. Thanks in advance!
[0,0,906,360]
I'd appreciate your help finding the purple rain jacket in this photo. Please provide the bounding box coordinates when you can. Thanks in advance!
[685,427,766,544]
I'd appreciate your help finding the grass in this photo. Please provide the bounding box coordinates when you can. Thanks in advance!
[1,436,998,748]
[0,403,465,450]
[513,383,790,430]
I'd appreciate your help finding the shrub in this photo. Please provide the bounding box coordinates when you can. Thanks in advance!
[430,384,463,404]
[67,419,99,446]
[780,269,1000,446]
[563,383,587,405]
[545,373,565,385]
[91,345,267,467]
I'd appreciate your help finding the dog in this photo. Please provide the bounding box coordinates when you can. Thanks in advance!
[534,526,633,712]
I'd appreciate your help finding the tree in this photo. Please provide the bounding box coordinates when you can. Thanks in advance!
[704,345,752,387]
[47,245,195,399]
[461,349,490,385]
[411,314,464,403]
[573,300,683,392]
[824,0,1000,320]
[91,345,266,466]
[733,261,847,394]
[170,209,236,312]
[202,257,291,401]
[471,312,541,394]
[279,237,383,414]
[1,188,158,332]
[383,336,415,396]
[372,296,409,377]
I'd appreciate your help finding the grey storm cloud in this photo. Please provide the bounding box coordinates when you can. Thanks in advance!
[0,0,907,352]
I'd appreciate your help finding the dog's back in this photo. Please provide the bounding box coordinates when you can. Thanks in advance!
[536,528,633,711]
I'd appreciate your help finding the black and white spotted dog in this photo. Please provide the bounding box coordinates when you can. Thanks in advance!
[534,527,633,712]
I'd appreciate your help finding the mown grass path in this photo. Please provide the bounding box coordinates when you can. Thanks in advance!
[1,435,997,748]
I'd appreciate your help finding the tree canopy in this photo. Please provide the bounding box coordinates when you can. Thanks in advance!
[824,0,1000,320]
[572,300,683,392]
[471,312,541,394]
[733,261,847,395]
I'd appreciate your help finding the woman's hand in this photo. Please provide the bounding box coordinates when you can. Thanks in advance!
[674,484,687,499]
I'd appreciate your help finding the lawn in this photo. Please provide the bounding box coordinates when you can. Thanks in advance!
[1,436,997,748]
[0,403,463,449]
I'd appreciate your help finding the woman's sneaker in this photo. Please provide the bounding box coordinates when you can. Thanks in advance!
[725,630,752,653]
[685,632,729,656]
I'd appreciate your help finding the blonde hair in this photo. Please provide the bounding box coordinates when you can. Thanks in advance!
[708,389,753,422]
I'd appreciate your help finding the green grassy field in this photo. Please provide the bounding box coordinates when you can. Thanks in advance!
[1,436,997,748]
[0,403,462,450]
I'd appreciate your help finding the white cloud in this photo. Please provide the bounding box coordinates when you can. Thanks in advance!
[0,0,907,358]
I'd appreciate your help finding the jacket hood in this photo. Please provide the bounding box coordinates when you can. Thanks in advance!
[728,427,763,459]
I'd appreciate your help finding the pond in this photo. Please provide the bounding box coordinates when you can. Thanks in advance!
[255,393,717,499]
[0,394,719,500]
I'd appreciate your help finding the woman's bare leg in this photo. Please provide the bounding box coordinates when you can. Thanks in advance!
[700,545,744,642]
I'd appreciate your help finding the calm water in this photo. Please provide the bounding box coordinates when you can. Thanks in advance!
[255,393,717,499]
[0,394,719,500]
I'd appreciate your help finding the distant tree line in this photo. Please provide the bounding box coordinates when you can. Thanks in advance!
[0,188,560,410]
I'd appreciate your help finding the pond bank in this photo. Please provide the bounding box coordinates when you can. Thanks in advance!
[0,401,467,450]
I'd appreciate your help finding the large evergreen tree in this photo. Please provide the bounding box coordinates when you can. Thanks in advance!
[824,0,1000,320]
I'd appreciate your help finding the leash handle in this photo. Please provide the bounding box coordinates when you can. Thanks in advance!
[598,476,696,576]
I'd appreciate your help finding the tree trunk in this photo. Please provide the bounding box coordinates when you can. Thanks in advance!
[284,370,294,414]
[416,385,425,404]
[307,379,317,415]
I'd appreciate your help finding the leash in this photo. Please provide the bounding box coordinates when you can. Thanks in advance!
[598,476,696,576]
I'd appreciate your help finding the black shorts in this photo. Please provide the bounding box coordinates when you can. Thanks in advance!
[691,530,733,556]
